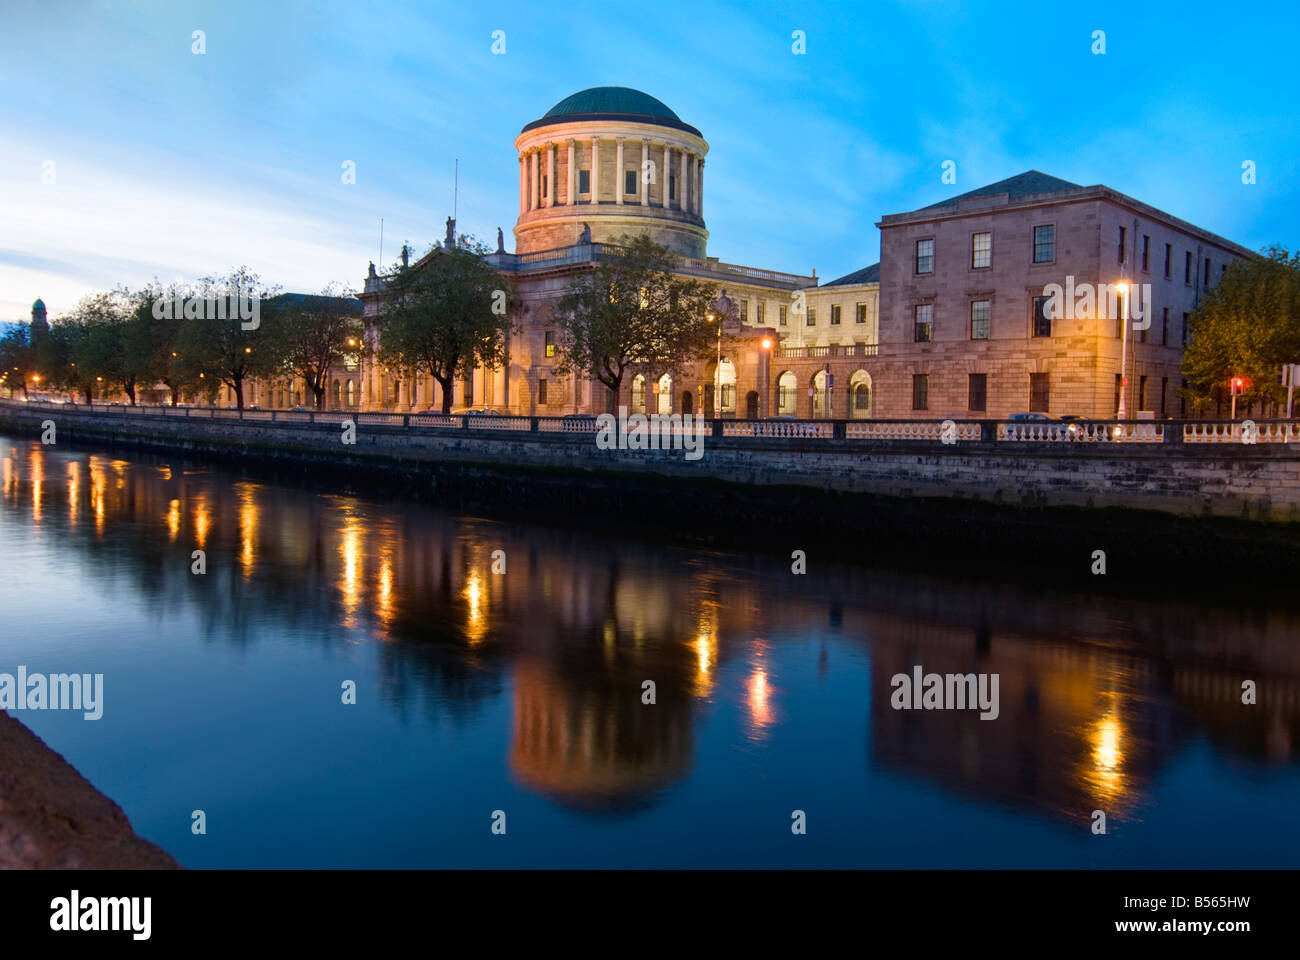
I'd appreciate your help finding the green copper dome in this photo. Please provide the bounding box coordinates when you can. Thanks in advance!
[32,299,45,310]
[522,86,700,136]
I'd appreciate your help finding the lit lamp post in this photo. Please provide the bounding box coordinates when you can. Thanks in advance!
[708,290,736,418]
[1115,281,1130,421]
[760,337,773,418]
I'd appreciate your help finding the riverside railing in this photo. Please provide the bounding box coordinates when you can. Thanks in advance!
[4,399,1299,445]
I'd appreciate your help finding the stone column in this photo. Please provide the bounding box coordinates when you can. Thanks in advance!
[696,158,704,215]
[680,149,690,214]
[641,139,650,203]
[518,155,525,215]
[591,138,600,203]
[567,140,576,205]
[547,143,557,208]
[663,143,672,208]
[530,149,539,211]
[615,138,625,204]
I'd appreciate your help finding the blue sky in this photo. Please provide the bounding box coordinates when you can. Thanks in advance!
[2,0,1297,323]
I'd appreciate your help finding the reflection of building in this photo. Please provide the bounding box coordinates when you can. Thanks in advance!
[509,659,692,810]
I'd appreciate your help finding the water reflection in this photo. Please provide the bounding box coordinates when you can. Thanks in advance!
[2,437,1299,851]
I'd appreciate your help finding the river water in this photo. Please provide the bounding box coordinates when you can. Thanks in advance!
[1,434,1296,868]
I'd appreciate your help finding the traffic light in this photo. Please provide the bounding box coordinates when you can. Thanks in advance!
[1230,377,1247,396]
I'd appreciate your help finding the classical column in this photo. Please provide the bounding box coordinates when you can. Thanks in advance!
[615,138,625,204]
[696,158,703,215]
[518,155,525,215]
[680,149,689,214]
[641,139,650,203]
[663,143,672,208]
[591,138,600,203]
[567,140,576,205]
[547,143,557,208]
[530,149,539,211]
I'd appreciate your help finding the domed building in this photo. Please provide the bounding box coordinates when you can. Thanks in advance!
[513,86,709,258]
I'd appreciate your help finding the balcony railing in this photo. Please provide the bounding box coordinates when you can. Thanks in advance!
[777,344,879,359]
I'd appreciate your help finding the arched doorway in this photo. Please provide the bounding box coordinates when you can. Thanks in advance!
[681,391,693,415]
[657,374,673,415]
[714,358,737,416]
[777,371,798,415]
[745,390,759,419]
[631,374,647,414]
[849,370,872,419]
[812,370,828,418]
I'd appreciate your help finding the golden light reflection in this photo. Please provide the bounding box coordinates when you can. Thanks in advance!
[1084,696,1129,806]
[747,667,773,732]
[167,499,181,541]
[28,449,42,525]
[375,555,394,631]
[692,630,717,697]
[2,455,12,500]
[192,493,210,548]
[67,460,80,528]
[236,484,258,578]
[89,457,106,534]
[463,571,488,645]
[338,513,363,626]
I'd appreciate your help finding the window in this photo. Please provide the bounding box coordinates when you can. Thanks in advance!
[1139,375,1148,411]
[625,170,638,197]
[1160,377,1168,417]
[1114,374,1122,415]
[1221,262,1228,282]
[579,170,590,194]
[972,232,991,268]
[1180,378,1187,417]
[1185,251,1193,284]
[914,303,933,342]
[855,303,868,324]
[463,373,473,405]
[739,299,749,322]
[916,238,934,274]
[968,373,987,412]
[912,374,929,411]
[830,304,842,325]
[1204,258,1211,290]
[1033,224,1055,263]
[1032,296,1052,338]
[537,378,547,405]
[806,307,816,327]
[541,175,547,200]
[970,300,990,340]
[1118,226,1127,265]
[779,305,788,326]
[1029,373,1050,412]
[1162,308,1169,346]
[1182,312,1189,347]
[1164,243,1172,278]
[544,331,556,358]
[757,302,765,324]
[1141,235,1150,272]
[669,174,676,200]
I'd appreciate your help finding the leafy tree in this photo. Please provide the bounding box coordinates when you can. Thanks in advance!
[551,234,718,412]
[263,285,364,409]
[61,290,134,402]
[1183,246,1300,415]
[0,326,34,399]
[376,238,513,414]
[175,268,279,409]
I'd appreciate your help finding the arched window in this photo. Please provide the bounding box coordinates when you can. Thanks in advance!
[714,359,737,414]
[849,370,872,418]
[657,374,673,415]
[777,371,798,415]
[631,374,646,414]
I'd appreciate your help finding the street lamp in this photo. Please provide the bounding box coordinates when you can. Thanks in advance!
[1115,281,1130,421]
[708,291,736,417]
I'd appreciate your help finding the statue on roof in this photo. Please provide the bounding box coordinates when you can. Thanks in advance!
[367,261,377,279]
[496,227,505,253]
[445,216,456,249]
[578,222,592,244]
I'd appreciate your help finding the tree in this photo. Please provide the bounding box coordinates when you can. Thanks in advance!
[1183,246,1300,415]
[0,326,34,399]
[264,285,364,409]
[124,281,186,405]
[551,234,718,412]
[376,238,514,414]
[63,290,133,402]
[175,268,279,410]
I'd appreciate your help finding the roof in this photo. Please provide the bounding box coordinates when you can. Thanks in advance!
[522,86,701,137]
[32,299,45,310]
[265,292,363,315]
[919,170,1082,211]
[823,263,880,286]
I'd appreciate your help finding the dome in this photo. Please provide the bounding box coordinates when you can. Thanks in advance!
[32,299,45,310]
[522,86,700,136]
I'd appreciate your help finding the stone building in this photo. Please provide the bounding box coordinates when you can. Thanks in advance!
[872,171,1254,419]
